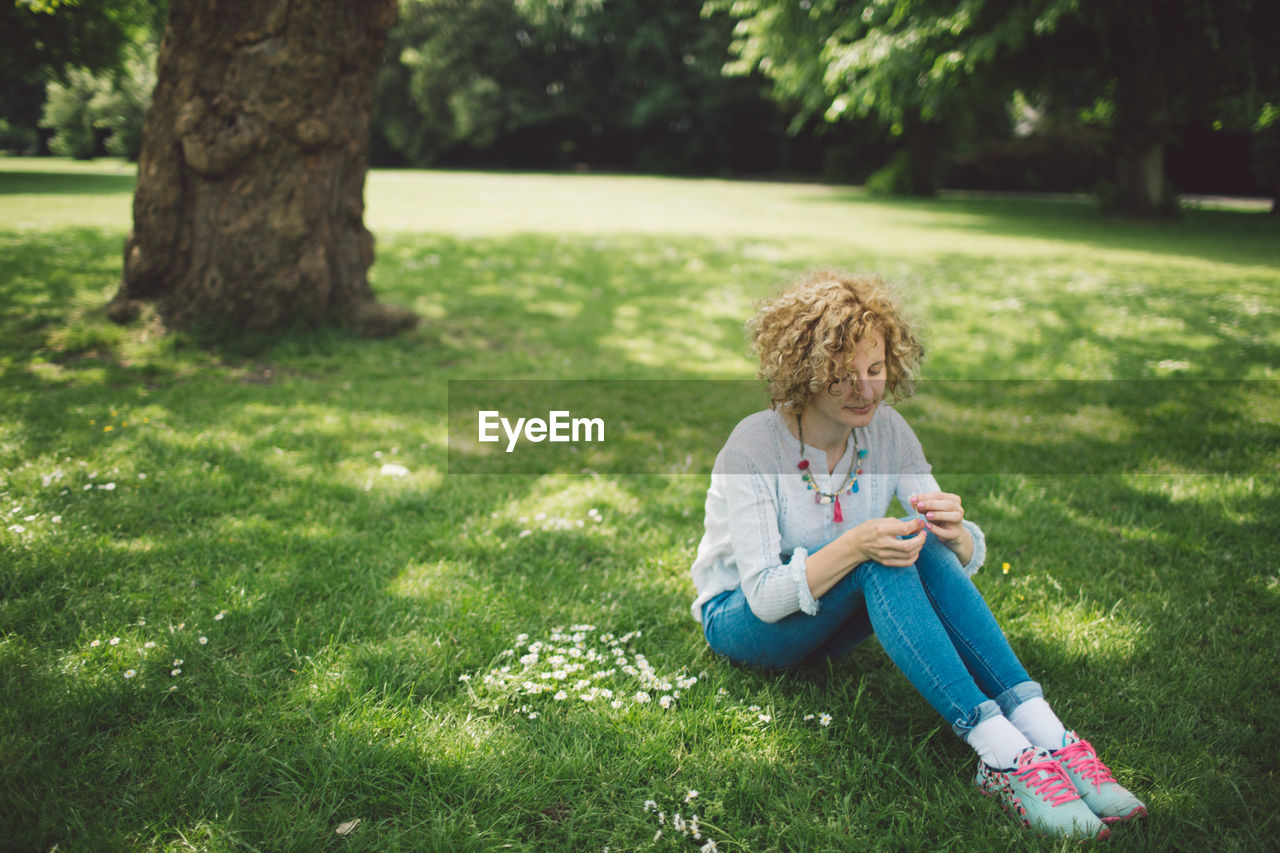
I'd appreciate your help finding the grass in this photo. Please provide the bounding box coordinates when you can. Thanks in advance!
[1,158,1278,852]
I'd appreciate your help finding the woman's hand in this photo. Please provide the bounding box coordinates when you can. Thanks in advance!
[909,491,973,563]
[848,516,928,567]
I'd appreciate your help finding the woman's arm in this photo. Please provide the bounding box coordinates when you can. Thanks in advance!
[804,516,929,599]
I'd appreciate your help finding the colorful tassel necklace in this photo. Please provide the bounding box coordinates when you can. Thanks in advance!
[796,415,866,523]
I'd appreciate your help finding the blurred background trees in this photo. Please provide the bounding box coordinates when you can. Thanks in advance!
[3,0,1276,212]
[1,0,163,157]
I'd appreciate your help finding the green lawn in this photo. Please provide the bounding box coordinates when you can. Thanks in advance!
[2,159,1278,851]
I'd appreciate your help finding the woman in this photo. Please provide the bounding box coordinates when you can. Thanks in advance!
[689,270,1145,840]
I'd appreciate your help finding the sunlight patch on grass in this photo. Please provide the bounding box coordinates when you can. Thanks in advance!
[387,559,472,601]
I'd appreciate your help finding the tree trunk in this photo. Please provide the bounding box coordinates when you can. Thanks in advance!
[1110,50,1173,216]
[904,116,944,196]
[110,0,416,336]
[1115,141,1166,215]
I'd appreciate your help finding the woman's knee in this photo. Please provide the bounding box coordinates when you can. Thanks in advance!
[914,534,965,577]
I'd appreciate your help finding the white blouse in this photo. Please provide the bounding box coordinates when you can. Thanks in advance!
[689,406,985,623]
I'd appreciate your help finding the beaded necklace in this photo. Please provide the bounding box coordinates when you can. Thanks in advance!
[796,414,866,523]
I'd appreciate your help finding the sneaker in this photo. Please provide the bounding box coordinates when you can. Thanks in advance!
[1056,731,1147,824]
[975,746,1110,841]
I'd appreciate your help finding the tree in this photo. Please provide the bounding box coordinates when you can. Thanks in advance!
[40,67,109,159]
[706,0,1280,213]
[705,0,1033,195]
[373,0,784,175]
[1,0,163,146]
[37,42,155,161]
[1015,0,1280,215]
[108,0,416,335]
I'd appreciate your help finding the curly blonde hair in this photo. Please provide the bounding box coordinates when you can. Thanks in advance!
[749,269,924,411]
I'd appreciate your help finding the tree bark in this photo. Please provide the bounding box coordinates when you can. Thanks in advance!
[1115,141,1166,215]
[1111,47,1173,216]
[904,117,945,196]
[110,0,416,336]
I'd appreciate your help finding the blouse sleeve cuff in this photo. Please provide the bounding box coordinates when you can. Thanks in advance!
[790,546,820,615]
[960,520,986,575]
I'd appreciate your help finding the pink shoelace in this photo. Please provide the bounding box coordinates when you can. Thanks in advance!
[1057,737,1117,791]
[1015,754,1082,807]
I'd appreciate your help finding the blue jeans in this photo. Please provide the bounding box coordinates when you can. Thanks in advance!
[701,532,1043,736]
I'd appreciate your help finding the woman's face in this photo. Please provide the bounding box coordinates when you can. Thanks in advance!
[809,331,887,431]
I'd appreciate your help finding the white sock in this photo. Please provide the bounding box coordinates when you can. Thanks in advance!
[1007,697,1068,749]
[965,714,1033,769]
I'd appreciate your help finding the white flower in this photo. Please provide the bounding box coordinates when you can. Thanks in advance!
[684,790,699,803]
[173,658,183,666]
[51,515,62,523]
[379,463,410,477]
[90,639,101,648]
[610,700,623,709]
[123,669,136,678]
[109,637,120,646]
[171,668,181,676]
[804,714,815,721]
[819,713,833,727]
[701,840,719,853]
[198,636,208,645]
[215,610,226,620]
[458,674,471,682]
[659,695,673,709]
[635,691,650,703]
[643,800,657,812]
[144,641,156,649]
[554,691,568,701]
[758,714,772,723]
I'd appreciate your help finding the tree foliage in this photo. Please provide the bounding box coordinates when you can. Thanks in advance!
[1,0,164,81]
[38,42,155,160]
[2,0,164,153]
[707,0,1280,210]
[373,0,783,173]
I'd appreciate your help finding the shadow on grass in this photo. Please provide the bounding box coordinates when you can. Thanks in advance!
[0,170,138,197]
[807,192,1280,270]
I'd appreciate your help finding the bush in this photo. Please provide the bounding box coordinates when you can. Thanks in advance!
[93,45,156,160]
[0,118,38,155]
[39,44,156,161]
[865,151,916,196]
[41,68,107,159]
